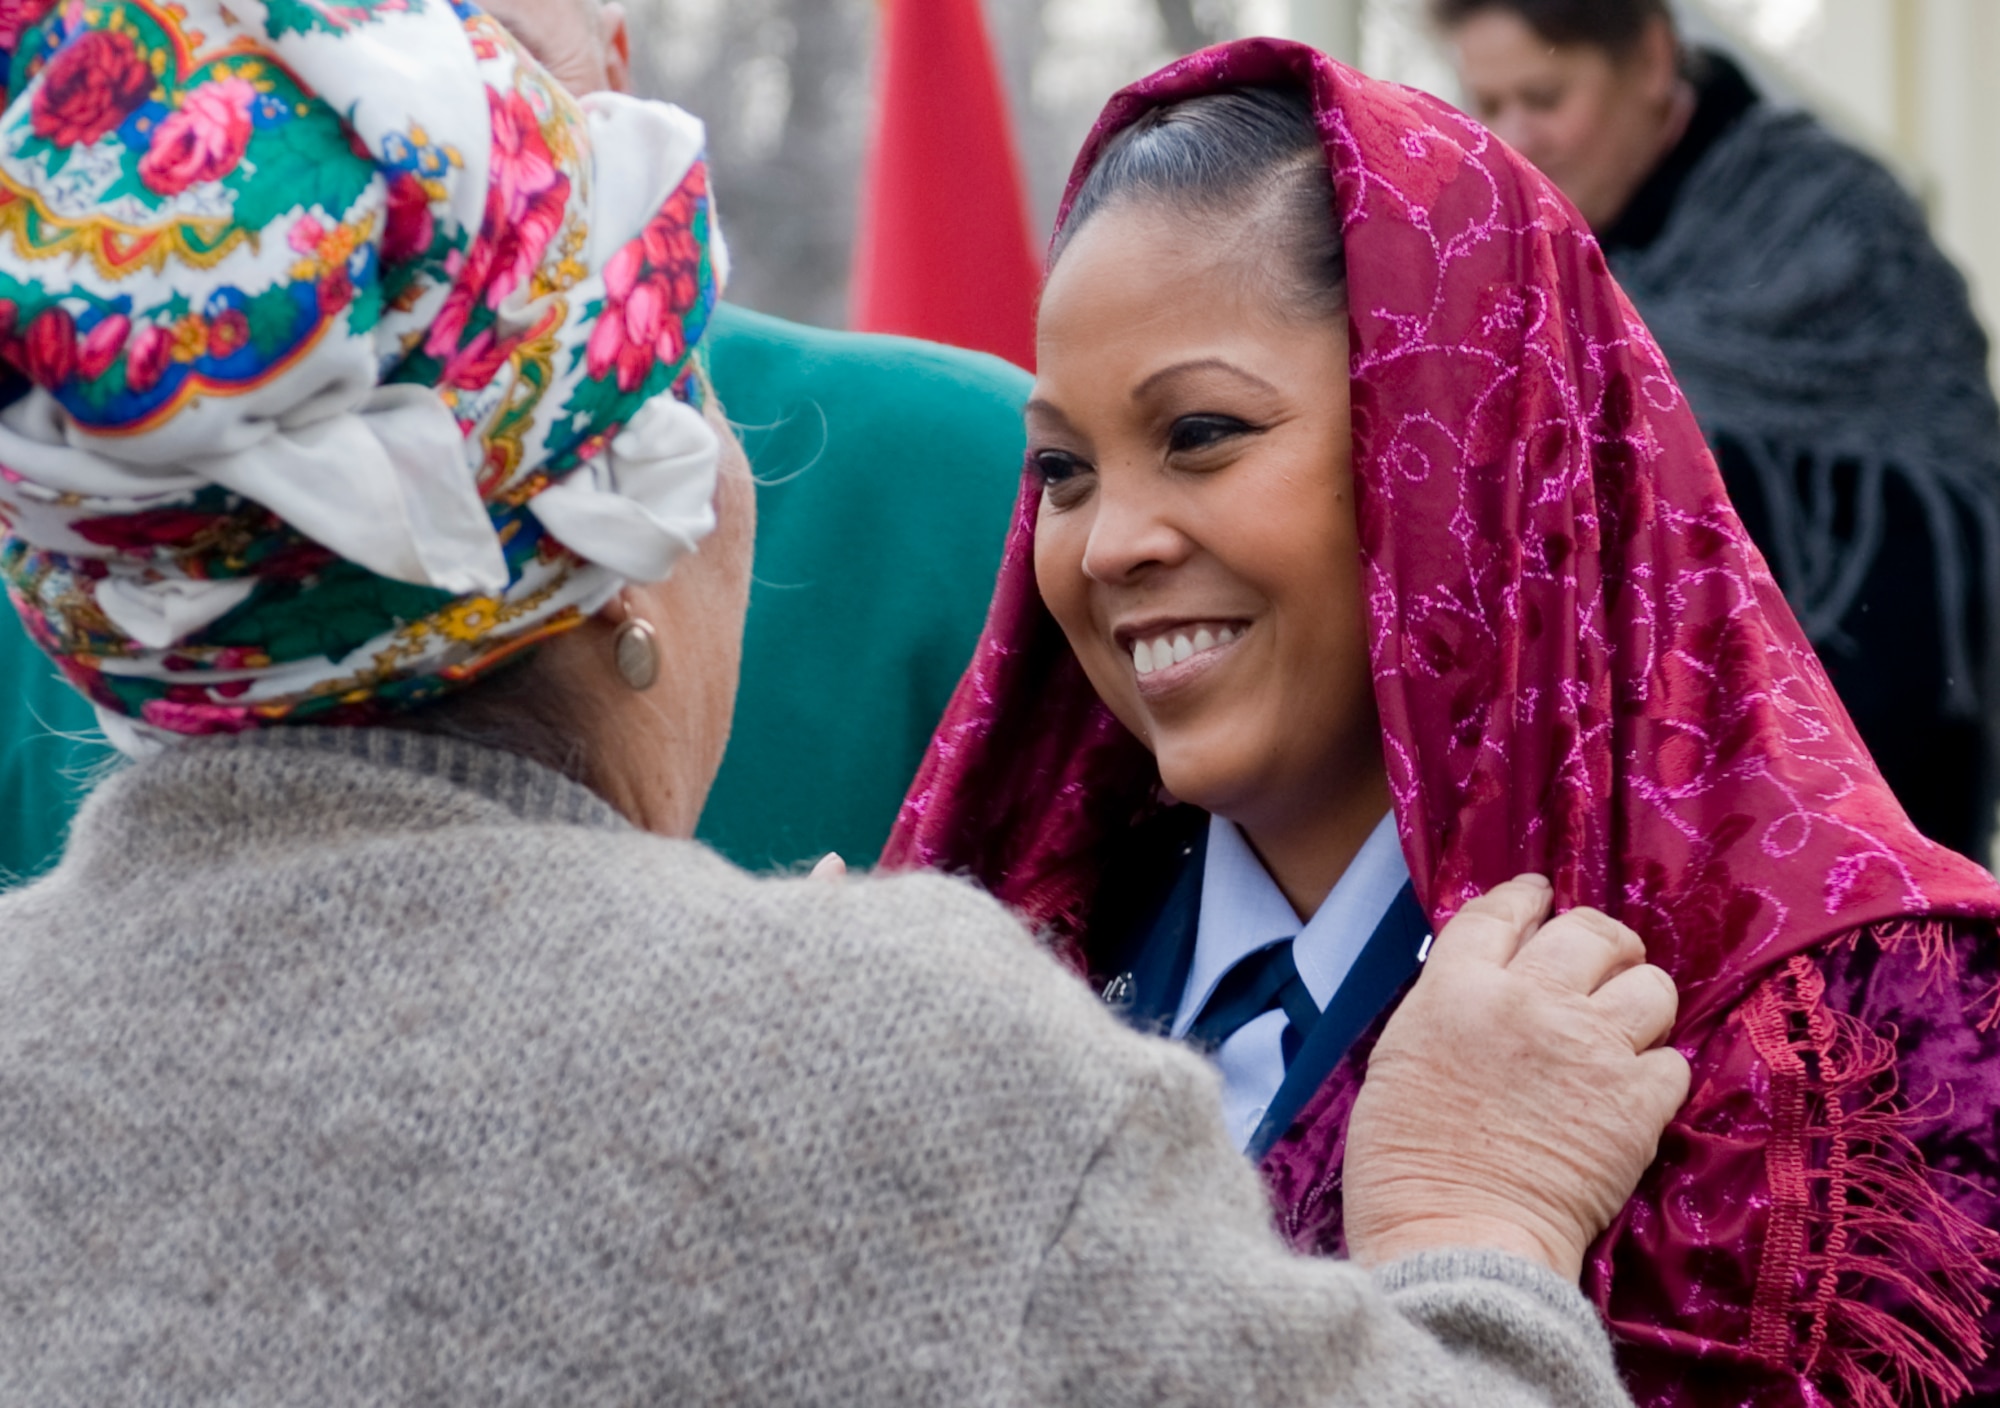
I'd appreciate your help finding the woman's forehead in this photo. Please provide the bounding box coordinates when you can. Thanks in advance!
[1043,203,1313,345]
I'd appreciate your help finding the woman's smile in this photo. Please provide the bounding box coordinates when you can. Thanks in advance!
[1119,617,1250,696]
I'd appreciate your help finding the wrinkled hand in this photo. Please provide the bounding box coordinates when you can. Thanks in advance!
[1343,876,1690,1281]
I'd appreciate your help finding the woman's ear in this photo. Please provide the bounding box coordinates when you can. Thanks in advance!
[1632,14,1682,104]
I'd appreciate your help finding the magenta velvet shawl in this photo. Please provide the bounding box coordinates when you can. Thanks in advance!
[886,40,2000,1407]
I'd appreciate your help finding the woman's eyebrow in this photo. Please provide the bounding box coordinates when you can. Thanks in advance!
[1024,397,1077,432]
[1133,358,1281,400]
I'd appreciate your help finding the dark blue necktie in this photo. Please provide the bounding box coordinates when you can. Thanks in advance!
[1184,938,1318,1065]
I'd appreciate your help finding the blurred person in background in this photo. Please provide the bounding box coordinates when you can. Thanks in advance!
[889,41,2000,1406]
[1435,0,2000,864]
[0,0,1028,883]
[0,2,1690,1399]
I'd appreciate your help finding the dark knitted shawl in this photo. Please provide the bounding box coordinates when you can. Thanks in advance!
[1608,102,2000,718]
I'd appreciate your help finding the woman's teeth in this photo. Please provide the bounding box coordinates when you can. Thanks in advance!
[1131,625,1241,676]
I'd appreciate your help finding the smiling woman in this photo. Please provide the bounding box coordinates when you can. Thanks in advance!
[889,38,2000,1408]
[1030,145,1382,916]
[1029,88,1383,921]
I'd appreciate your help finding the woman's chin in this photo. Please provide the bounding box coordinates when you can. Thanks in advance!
[1150,749,1259,823]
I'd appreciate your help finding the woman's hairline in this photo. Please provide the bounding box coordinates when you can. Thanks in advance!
[1050,157,1349,328]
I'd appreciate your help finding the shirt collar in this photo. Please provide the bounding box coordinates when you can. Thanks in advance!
[1172,810,1409,1038]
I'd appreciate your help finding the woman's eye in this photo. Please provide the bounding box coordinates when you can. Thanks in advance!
[1166,415,1254,456]
[1031,449,1089,484]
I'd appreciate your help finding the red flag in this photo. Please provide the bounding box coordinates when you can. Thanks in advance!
[851,0,1041,369]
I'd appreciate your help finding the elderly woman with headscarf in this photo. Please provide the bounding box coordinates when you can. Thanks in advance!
[0,1,1686,1402]
[0,0,1035,884]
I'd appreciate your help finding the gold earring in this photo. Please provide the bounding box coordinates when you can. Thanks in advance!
[613,616,660,691]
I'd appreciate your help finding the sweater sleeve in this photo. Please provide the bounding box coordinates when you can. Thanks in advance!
[1020,1051,1634,1407]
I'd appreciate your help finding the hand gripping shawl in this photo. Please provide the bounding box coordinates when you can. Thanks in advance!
[0,0,725,752]
[885,39,2000,1407]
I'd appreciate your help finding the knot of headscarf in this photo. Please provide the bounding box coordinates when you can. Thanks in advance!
[0,0,726,753]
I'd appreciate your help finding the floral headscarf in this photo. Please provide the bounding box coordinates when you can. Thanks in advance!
[0,0,725,753]
[889,39,2000,1406]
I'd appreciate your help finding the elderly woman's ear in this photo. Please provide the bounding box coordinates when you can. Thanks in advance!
[551,402,756,838]
[544,402,752,836]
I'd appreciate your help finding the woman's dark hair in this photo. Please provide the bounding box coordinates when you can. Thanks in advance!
[1427,0,1671,56]
[1053,85,1346,322]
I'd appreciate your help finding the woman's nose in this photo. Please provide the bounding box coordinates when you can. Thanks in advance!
[1079,475,1190,584]
[1494,112,1555,171]
[1490,110,1534,159]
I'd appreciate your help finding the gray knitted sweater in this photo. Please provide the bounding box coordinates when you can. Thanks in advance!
[0,729,1633,1406]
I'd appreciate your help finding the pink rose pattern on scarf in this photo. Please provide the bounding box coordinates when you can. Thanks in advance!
[587,170,709,393]
[424,85,568,361]
[136,76,253,194]
[27,26,148,147]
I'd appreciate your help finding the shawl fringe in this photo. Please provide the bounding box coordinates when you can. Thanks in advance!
[1742,941,1998,1407]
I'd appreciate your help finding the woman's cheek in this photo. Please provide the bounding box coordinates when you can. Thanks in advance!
[1032,503,1084,628]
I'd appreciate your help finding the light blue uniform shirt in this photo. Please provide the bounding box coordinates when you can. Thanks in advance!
[1173,811,1410,1151]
